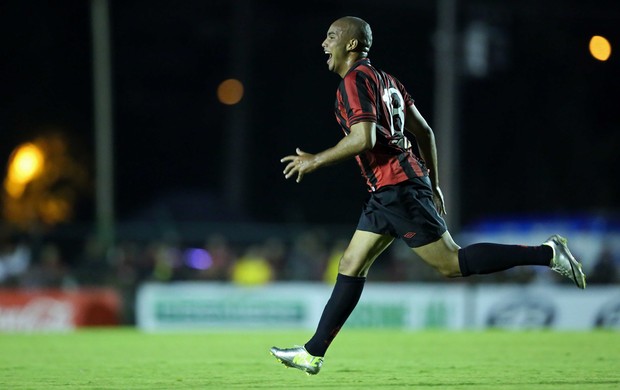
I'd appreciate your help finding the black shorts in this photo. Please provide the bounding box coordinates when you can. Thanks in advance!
[356,176,448,248]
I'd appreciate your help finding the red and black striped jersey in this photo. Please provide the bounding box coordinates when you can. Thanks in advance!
[334,58,428,192]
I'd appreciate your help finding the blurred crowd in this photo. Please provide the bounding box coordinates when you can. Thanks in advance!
[0,229,416,289]
[2,226,618,290]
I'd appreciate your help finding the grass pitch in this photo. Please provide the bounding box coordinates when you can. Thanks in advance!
[1,328,618,389]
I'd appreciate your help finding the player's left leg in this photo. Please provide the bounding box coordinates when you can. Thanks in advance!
[271,230,393,374]
[338,229,395,277]
[302,230,393,355]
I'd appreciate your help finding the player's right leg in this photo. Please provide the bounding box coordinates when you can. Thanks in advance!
[411,231,461,277]
[544,234,586,289]
[413,231,586,288]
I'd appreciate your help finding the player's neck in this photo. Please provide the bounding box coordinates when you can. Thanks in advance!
[339,54,367,78]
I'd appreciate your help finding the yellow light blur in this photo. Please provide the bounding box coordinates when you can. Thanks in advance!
[231,256,273,285]
[217,78,244,105]
[589,35,611,61]
[4,143,45,198]
[9,143,44,183]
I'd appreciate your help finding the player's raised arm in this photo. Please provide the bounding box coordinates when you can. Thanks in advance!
[280,121,376,183]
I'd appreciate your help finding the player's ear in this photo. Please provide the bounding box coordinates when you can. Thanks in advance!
[346,38,359,51]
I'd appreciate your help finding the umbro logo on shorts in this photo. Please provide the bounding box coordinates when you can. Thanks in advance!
[404,232,416,239]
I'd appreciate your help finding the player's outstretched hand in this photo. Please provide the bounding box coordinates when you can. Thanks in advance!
[281,148,316,183]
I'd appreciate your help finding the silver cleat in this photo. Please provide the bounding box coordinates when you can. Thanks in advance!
[270,345,324,375]
[544,234,586,289]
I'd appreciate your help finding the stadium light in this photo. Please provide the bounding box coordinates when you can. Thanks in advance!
[217,78,244,105]
[4,143,45,198]
[589,35,611,61]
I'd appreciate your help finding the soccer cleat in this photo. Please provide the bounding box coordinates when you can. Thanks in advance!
[270,345,324,375]
[543,234,586,289]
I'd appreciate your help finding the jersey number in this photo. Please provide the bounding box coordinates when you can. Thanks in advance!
[382,87,410,149]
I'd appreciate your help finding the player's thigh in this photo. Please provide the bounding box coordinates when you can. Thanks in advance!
[412,231,462,277]
[340,230,394,277]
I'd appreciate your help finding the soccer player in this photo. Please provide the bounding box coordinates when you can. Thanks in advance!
[270,16,586,375]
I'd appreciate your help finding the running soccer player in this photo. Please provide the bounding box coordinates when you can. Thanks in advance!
[270,16,586,375]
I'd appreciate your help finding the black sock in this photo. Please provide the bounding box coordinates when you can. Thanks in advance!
[304,273,365,357]
[458,243,552,277]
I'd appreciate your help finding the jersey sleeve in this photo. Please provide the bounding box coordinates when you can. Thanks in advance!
[343,70,378,127]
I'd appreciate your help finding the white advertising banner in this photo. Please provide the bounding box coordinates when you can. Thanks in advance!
[471,285,620,330]
[345,283,468,329]
[136,282,331,331]
[136,282,468,331]
[136,282,620,331]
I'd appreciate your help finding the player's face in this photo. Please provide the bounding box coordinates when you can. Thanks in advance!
[322,21,350,76]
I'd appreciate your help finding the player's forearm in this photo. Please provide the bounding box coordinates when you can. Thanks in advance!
[315,132,371,168]
[404,106,441,187]
[416,128,441,187]
[314,122,375,168]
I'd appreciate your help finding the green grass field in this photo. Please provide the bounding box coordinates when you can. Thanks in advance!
[1,328,619,389]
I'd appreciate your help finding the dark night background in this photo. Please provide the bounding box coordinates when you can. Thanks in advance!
[1,0,619,236]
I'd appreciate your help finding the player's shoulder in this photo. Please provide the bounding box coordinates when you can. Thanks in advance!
[343,61,377,84]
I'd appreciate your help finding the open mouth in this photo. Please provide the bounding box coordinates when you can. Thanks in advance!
[325,51,332,64]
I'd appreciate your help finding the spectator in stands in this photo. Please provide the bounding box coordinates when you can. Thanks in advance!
[74,234,111,285]
[20,242,74,289]
[0,229,31,287]
[231,245,274,285]
[199,234,236,281]
[284,230,327,281]
[261,236,288,281]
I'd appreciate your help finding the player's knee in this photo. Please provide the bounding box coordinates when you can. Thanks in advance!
[434,258,462,278]
[437,264,461,278]
[338,253,368,277]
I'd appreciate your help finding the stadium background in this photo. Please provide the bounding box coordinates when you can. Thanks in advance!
[0,0,619,330]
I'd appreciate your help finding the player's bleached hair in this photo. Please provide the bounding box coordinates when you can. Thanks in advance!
[339,16,373,56]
